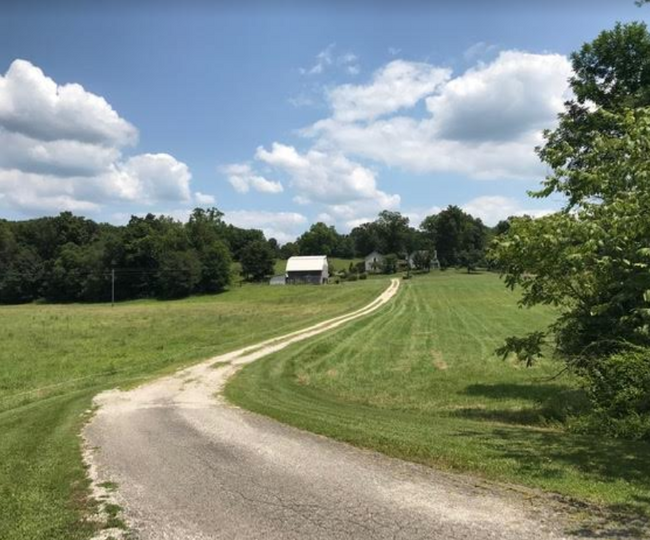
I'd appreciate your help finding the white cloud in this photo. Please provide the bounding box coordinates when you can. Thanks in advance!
[252,142,400,229]
[0,59,137,146]
[0,128,120,177]
[461,195,555,225]
[328,60,451,122]
[0,59,197,215]
[120,153,192,203]
[463,41,498,61]
[310,116,544,180]
[0,168,101,213]
[309,50,572,180]
[194,191,216,205]
[301,44,360,77]
[223,163,283,194]
[255,142,399,210]
[224,210,308,244]
[302,44,335,75]
[427,51,572,142]
[404,206,443,228]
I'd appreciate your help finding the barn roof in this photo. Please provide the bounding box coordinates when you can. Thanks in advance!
[286,255,328,272]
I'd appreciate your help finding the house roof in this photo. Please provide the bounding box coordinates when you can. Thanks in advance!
[286,255,328,272]
[365,251,384,260]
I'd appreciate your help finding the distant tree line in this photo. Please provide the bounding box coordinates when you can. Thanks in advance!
[0,208,280,303]
[287,207,495,273]
[1,205,505,304]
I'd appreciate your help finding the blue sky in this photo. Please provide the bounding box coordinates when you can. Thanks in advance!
[1,1,648,242]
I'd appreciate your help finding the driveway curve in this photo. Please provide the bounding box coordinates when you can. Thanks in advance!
[84,279,571,540]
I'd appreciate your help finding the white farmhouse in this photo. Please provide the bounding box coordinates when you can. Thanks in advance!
[364,251,384,273]
[285,256,329,285]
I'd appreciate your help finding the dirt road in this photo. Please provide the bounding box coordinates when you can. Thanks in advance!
[84,279,570,539]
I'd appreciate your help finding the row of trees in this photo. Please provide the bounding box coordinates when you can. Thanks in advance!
[0,208,278,303]
[0,203,500,304]
[287,207,492,272]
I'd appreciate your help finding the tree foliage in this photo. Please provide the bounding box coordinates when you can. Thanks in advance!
[239,240,276,282]
[421,206,487,268]
[0,208,268,303]
[296,222,341,256]
[491,22,650,439]
[493,109,650,360]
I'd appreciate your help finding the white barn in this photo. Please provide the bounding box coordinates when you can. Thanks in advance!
[285,256,329,285]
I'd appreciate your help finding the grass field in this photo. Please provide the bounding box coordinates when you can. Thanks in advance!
[226,271,650,529]
[0,279,386,540]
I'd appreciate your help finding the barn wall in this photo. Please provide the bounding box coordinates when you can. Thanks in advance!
[286,271,325,285]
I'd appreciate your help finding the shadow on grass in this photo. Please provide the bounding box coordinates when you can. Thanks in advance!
[455,424,650,537]
[456,383,590,425]
[463,382,573,402]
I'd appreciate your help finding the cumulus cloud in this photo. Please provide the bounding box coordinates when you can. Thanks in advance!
[223,163,283,194]
[0,59,198,215]
[461,195,555,225]
[427,51,572,142]
[194,191,216,205]
[0,59,137,146]
[0,129,121,177]
[120,153,192,203]
[0,169,101,213]
[310,116,544,180]
[255,143,399,210]
[328,60,451,122]
[309,50,571,180]
[224,210,308,244]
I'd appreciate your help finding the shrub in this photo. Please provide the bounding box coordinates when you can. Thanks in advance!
[382,254,398,274]
[347,274,358,282]
[579,348,650,440]
[359,273,368,280]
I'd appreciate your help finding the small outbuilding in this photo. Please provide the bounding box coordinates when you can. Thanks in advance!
[364,251,385,273]
[286,256,329,285]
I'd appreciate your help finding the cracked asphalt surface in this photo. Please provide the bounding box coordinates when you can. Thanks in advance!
[84,280,571,539]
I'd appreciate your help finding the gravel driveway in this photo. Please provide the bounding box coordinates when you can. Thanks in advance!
[84,279,573,540]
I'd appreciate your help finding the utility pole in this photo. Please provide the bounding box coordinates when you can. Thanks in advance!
[111,268,115,307]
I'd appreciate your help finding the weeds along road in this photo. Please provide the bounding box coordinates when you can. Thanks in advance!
[84,279,569,540]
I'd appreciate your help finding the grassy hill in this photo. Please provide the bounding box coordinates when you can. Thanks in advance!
[226,271,650,526]
[0,279,386,540]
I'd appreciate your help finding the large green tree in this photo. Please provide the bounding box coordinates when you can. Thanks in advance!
[421,206,487,268]
[349,222,381,256]
[492,22,650,439]
[296,222,341,256]
[493,109,650,358]
[537,22,650,205]
[239,240,276,282]
[375,211,411,255]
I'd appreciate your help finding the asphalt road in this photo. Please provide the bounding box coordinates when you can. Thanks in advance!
[84,280,570,540]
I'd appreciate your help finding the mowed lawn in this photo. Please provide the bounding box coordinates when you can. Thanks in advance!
[226,271,650,526]
[0,279,386,540]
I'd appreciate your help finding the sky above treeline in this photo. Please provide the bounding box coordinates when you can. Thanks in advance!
[1,0,648,242]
